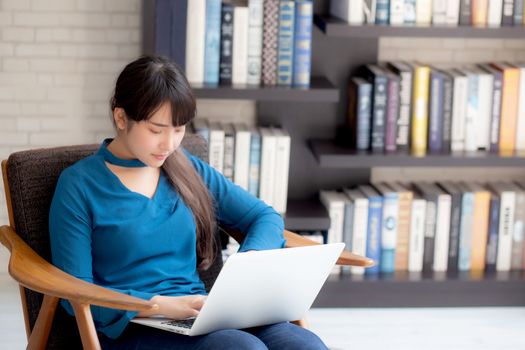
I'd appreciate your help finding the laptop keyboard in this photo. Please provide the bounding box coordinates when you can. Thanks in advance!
[160,318,196,329]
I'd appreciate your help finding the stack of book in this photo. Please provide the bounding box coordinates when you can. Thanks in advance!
[320,181,525,275]
[345,61,525,155]
[161,0,314,87]
[330,0,525,27]
[191,119,291,214]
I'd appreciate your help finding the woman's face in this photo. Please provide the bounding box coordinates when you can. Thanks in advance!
[122,101,186,168]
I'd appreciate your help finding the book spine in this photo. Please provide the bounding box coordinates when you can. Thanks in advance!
[223,129,235,182]
[451,74,468,151]
[487,0,503,26]
[502,0,515,26]
[351,199,369,275]
[247,0,264,85]
[292,0,313,87]
[219,3,234,85]
[371,74,388,152]
[204,0,222,84]
[447,191,462,272]
[342,199,355,274]
[233,129,250,191]
[209,128,225,173]
[357,82,373,150]
[434,194,451,272]
[428,71,444,153]
[380,193,399,273]
[432,0,448,25]
[366,197,383,275]
[277,1,295,86]
[514,0,524,24]
[390,0,405,24]
[170,0,188,71]
[404,0,416,24]
[375,0,390,24]
[441,74,453,152]
[458,192,474,271]
[472,0,489,26]
[464,72,479,152]
[477,73,493,151]
[385,76,399,152]
[459,0,472,25]
[511,191,525,269]
[394,191,412,271]
[499,67,520,152]
[408,198,426,272]
[515,67,525,150]
[248,132,261,197]
[185,0,206,84]
[232,6,249,85]
[485,194,500,272]
[261,0,280,86]
[273,130,291,214]
[416,0,432,25]
[489,71,502,152]
[470,191,491,271]
[411,66,430,155]
[496,191,515,271]
[259,128,277,206]
[446,0,461,24]
[422,197,436,272]
[396,70,412,152]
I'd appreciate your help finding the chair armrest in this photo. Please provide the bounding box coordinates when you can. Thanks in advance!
[0,225,157,313]
[221,227,374,267]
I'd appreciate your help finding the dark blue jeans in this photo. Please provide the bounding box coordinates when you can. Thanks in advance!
[99,322,329,350]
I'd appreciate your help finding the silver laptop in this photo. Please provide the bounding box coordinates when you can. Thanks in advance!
[131,243,345,336]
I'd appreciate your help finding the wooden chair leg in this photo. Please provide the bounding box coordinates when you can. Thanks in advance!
[71,302,101,350]
[26,294,59,350]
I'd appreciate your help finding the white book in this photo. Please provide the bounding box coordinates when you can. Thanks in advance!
[476,70,494,151]
[487,182,516,272]
[320,190,348,274]
[232,5,249,85]
[432,0,447,25]
[389,0,405,24]
[233,123,251,191]
[515,64,525,150]
[258,127,277,207]
[330,0,365,24]
[272,127,291,214]
[433,190,451,272]
[416,0,432,25]
[446,0,460,25]
[450,69,468,152]
[408,196,427,272]
[462,68,478,152]
[487,0,503,27]
[247,0,263,85]
[343,189,369,275]
[364,0,377,23]
[208,122,225,174]
[185,0,206,84]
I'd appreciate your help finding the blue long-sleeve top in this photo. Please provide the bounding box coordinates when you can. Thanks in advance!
[49,139,285,339]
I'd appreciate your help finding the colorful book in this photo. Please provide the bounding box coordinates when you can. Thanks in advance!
[247,0,264,85]
[457,182,474,271]
[472,0,489,26]
[248,126,261,197]
[410,63,431,156]
[292,0,313,87]
[277,0,295,86]
[467,183,491,271]
[387,61,413,152]
[373,183,399,273]
[388,182,413,271]
[485,192,500,272]
[478,63,503,153]
[219,3,234,85]
[204,0,222,84]
[362,64,388,152]
[428,68,444,153]
[261,0,279,86]
[358,185,384,275]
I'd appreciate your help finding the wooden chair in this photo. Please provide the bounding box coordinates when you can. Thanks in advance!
[0,134,373,350]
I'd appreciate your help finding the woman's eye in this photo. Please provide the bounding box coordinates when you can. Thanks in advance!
[150,129,162,134]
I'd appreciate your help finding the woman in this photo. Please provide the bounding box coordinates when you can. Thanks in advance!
[49,55,328,349]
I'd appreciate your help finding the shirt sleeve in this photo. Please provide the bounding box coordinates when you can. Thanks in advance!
[49,167,155,339]
[185,150,286,252]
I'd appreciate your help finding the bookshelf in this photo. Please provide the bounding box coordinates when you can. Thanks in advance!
[144,0,525,307]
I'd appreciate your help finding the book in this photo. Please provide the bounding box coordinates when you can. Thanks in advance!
[514,63,525,151]
[232,4,249,85]
[457,182,474,271]
[261,0,279,86]
[204,0,222,85]
[382,66,401,153]
[185,0,206,84]
[219,2,234,85]
[408,194,427,272]
[358,185,383,275]
[388,182,413,271]
[248,126,261,197]
[472,0,489,26]
[320,190,348,274]
[233,123,251,191]
[462,67,479,152]
[515,0,524,24]
[449,69,468,152]
[390,0,405,25]
[373,183,399,273]
[441,70,454,153]
[347,77,372,150]
[362,64,388,152]
[487,0,503,26]
[467,182,491,271]
[432,0,448,25]
[342,188,369,275]
[259,127,277,207]
[478,63,503,153]
[404,0,416,24]
[247,0,264,85]
[272,127,291,214]
[485,192,500,272]
[459,0,472,25]
[387,61,413,152]
[375,0,390,25]
[277,0,295,86]
[446,0,461,24]
[292,0,313,87]
[416,0,432,25]
[410,63,431,156]
[502,0,515,26]
[428,67,445,153]
[330,0,365,24]
[508,182,525,270]
[208,121,225,173]
[438,181,463,273]
[476,68,493,151]
[222,122,235,182]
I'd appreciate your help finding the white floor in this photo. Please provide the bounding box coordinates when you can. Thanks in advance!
[1,249,524,350]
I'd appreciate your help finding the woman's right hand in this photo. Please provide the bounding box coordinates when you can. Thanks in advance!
[138,295,206,320]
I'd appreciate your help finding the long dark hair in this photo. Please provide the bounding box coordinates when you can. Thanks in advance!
[110,55,216,269]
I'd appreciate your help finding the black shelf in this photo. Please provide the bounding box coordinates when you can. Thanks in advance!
[314,271,525,307]
[284,197,330,231]
[314,15,525,39]
[191,76,339,102]
[309,139,525,168]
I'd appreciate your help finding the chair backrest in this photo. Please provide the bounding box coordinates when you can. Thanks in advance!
[3,134,223,349]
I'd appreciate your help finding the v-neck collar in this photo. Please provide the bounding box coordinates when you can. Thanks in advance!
[97,138,147,168]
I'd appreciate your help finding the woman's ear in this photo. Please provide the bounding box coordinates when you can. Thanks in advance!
[113,108,127,131]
